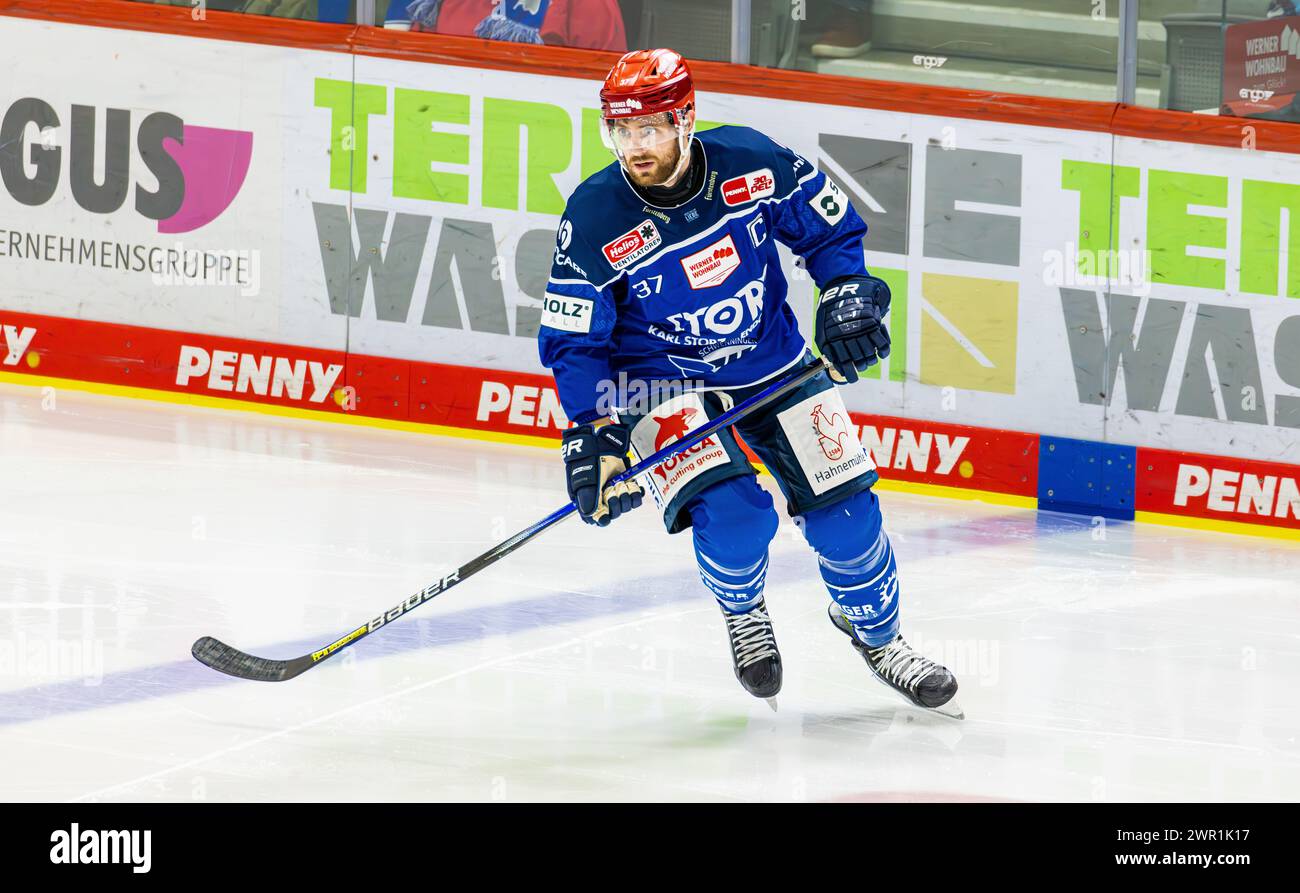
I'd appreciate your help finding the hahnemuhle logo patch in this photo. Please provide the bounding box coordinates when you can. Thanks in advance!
[0,98,253,233]
[776,391,874,496]
[810,402,853,461]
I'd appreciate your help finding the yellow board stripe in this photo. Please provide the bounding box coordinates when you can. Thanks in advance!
[1134,510,1300,543]
[872,477,1038,510]
[7,370,1296,542]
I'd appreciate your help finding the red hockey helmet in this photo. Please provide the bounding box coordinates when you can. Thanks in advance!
[599,50,697,185]
[599,48,695,122]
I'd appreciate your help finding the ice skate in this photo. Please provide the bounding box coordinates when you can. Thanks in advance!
[720,597,783,703]
[828,605,963,719]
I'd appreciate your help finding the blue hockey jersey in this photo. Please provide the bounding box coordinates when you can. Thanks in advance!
[538,125,870,423]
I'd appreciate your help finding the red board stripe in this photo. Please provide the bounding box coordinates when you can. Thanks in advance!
[1,309,1040,499]
[1136,446,1300,531]
[13,308,1300,534]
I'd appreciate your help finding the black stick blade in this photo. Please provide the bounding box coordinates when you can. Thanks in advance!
[191,636,307,682]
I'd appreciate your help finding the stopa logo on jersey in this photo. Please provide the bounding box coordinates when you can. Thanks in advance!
[602,220,662,270]
[721,168,775,206]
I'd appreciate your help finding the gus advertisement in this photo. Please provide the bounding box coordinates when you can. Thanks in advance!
[2,15,1299,535]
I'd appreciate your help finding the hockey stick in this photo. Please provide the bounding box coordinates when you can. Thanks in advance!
[192,356,830,682]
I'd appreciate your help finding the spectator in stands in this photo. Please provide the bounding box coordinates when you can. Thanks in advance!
[388,0,627,51]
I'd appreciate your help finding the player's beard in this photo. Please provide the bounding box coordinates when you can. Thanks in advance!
[625,139,683,188]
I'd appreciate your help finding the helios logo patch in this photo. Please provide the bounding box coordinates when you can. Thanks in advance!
[680,234,740,290]
[721,168,776,206]
[602,220,662,270]
[541,293,594,333]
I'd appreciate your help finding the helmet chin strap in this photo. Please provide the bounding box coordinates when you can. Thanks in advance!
[655,128,696,187]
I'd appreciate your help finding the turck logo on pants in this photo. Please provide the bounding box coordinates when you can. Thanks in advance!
[0,98,252,233]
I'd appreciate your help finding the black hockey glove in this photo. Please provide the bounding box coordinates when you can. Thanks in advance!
[814,275,892,385]
[561,421,644,526]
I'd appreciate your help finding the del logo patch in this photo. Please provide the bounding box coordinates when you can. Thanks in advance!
[721,168,776,206]
[602,220,662,270]
[776,391,875,496]
[680,234,740,290]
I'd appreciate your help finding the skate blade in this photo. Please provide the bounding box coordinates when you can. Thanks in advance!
[928,699,964,721]
[875,676,965,720]
[764,697,779,713]
[867,670,965,719]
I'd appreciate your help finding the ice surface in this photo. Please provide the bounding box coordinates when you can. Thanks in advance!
[0,382,1297,802]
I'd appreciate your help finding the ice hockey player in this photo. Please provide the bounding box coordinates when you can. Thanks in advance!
[538,48,959,715]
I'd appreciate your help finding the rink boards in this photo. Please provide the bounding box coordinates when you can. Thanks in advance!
[2,307,1298,539]
[2,3,1300,539]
